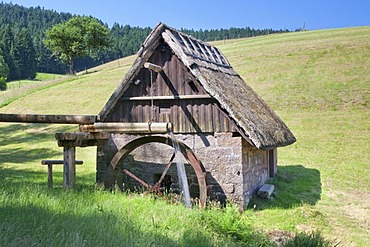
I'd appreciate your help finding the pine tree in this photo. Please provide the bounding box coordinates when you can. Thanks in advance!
[0,49,9,90]
[0,25,19,80]
[13,28,37,79]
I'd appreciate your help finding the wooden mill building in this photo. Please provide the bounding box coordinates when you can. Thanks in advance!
[96,23,296,208]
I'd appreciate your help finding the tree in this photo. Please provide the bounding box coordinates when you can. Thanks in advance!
[0,25,19,80]
[12,28,37,79]
[0,49,9,91]
[44,16,110,74]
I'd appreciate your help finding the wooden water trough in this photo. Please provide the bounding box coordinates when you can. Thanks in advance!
[0,113,172,189]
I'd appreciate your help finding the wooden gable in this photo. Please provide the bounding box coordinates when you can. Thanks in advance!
[105,41,235,133]
[100,23,295,149]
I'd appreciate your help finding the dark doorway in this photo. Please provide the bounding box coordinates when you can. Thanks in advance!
[268,149,276,178]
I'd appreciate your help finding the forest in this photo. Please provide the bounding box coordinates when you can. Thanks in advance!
[0,2,290,85]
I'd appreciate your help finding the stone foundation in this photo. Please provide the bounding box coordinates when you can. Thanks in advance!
[97,132,276,209]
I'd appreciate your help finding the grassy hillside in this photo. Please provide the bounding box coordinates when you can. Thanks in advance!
[0,26,369,246]
[215,26,370,246]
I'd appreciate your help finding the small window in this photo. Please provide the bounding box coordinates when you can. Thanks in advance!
[186,77,199,93]
[159,102,171,115]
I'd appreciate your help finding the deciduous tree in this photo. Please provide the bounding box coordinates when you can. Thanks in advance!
[44,16,110,74]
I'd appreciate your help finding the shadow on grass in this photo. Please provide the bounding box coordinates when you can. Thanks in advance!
[0,123,74,165]
[0,203,180,246]
[249,165,322,210]
[0,168,220,247]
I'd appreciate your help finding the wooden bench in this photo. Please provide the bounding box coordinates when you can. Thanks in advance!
[41,159,83,188]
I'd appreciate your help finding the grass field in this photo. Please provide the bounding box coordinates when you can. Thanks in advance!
[1,26,369,246]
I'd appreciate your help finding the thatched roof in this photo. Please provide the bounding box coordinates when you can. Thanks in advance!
[100,23,296,150]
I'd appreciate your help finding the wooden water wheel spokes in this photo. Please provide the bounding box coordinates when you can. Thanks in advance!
[121,152,175,195]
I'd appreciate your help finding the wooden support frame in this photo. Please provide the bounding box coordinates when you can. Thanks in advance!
[54,132,110,189]
[41,159,83,188]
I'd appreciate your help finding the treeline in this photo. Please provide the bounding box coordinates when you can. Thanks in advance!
[0,2,291,82]
[180,27,289,42]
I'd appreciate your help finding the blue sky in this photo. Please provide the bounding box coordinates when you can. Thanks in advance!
[3,0,370,30]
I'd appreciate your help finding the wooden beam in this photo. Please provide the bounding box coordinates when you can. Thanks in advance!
[121,94,212,101]
[0,113,98,124]
[41,160,83,165]
[144,62,163,72]
[55,132,110,141]
[79,122,172,134]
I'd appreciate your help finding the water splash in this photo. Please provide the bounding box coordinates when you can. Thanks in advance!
[168,130,191,208]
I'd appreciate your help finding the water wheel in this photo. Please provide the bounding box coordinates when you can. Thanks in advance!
[105,135,207,208]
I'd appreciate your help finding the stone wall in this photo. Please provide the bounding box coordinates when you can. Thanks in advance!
[242,139,273,206]
[97,132,273,208]
[179,133,243,206]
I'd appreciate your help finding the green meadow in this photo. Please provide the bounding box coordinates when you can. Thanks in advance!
[0,26,369,246]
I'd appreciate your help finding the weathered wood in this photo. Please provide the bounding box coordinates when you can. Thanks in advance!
[47,164,52,188]
[41,160,83,188]
[0,113,98,124]
[63,146,76,189]
[79,122,172,133]
[41,160,83,165]
[55,132,110,141]
[55,132,110,148]
[121,94,212,101]
[144,62,163,72]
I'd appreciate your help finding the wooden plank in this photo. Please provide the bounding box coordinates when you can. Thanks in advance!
[120,94,212,101]
[211,46,223,65]
[0,113,97,124]
[178,101,184,133]
[213,104,221,132]
[177,60,184,96]
[173,104,178,132]
[199,103,206,132]
[207,103,213,132]
[188,38,203,58]
[41,160,83,165]
[193,103,199,133]
[178,33,193,55]
[204,45,217,63]
[185,101,192,132]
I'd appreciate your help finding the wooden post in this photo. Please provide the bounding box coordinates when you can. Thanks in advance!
[47,164,53,188]
[63,146,76,189]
